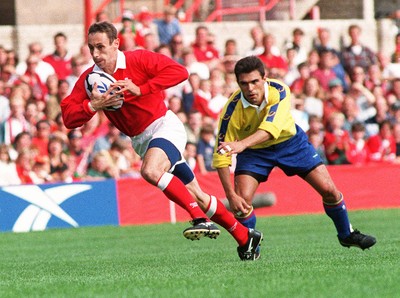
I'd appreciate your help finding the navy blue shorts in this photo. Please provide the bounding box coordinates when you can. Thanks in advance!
[235,125,323,182]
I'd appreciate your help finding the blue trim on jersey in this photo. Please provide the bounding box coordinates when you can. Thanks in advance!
[148,138,181,166]
[172,162,195,185]
[218,93,241,147]
[269,81,287,100]
[235,125,323,182]
[266,81,286,122]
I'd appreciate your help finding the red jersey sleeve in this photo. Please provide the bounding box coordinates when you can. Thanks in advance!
[60,67,96,129]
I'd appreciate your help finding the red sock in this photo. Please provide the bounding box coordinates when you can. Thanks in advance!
[206,196,248,246]
[158,173,207,220]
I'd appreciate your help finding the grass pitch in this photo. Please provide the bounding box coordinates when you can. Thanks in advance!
[1,209,399,298]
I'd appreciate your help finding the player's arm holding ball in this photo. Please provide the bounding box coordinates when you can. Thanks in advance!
[89,82,123,111]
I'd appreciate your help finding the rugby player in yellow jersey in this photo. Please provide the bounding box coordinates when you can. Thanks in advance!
[213,56,376,259]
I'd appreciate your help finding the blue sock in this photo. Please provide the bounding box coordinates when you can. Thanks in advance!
[237,212,256,229]
[236,210,260,253]
[323,198,351,239]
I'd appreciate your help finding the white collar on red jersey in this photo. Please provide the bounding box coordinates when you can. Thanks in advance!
[93,50,126,74]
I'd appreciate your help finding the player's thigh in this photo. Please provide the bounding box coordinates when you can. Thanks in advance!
[303,164,339,197]
[141,147,171,184]
[234,174,259,205]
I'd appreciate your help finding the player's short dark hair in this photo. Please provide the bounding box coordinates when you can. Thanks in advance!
[88,21,117,43]
[234,56,266,81]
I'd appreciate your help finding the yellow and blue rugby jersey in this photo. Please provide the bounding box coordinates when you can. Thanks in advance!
[213,79,296,169]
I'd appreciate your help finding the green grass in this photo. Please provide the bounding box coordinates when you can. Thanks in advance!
[1,209,399,298]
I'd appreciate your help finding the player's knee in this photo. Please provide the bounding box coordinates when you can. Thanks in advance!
[141,166,162,185]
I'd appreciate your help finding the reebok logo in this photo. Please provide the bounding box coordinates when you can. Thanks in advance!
[2,184,92,232]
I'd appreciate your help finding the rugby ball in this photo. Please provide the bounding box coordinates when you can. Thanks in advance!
[84,71,123,111]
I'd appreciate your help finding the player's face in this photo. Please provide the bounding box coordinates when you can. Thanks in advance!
[88,32,119,72]
[237,70,266,106]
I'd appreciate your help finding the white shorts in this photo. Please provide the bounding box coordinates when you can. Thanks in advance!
[130,110,187,161]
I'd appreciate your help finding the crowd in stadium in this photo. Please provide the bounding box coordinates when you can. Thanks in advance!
[1,5,400,186]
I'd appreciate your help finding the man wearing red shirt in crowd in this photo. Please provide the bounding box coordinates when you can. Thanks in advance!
[311,49,338,92]
[61,21,260,260]
[257,33,288,78]
[43,32,72,80]
[191,25,220,68]
[367,120,397,162]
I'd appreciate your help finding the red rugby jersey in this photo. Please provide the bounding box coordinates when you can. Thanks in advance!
[61,49,188,137]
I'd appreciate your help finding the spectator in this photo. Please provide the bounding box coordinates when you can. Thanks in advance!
[367,120,396,162]
[258,33,288,79]
[196,124,216,174]
[184,141,197,172]
[9,131,32,161]
[323,112,351,165]
[284,47,300,86]
[117,10,137,51]
[47,136,71,182]
[341,95,361,132]
[307,49,320,73]
[391,32,400,63]
[86,150,119,180]
[15,41,55,84]
[347,78,377,133]
[208,81,229,119]
[393,122,400,162]
[346,122,370,165]
[313,27,340,56]
[388,101,400,124]
[223,38,239,57]
[290,96,309,132]
[0,80,10,123]
[20,54,48,103]
[31,119,52,158]
[372,94,391,126]
[65,129,90,179]
[323,78,346,125]
[191,25,220,69]
[341,24,378,75]
[14,148,36,184]
[192,79,213,118]
[382,50,400,80]
[308,131,328,164]
[301,77,325,119]
[169,33,185,65]
[184,110,203,144]
[135,9,154,48]
[154,5,182,45]
[142,32,159,52]
[43,32,72,80]
[365,64,388,93]
[108,138,140,178]
[284,27,308,66]
[311,49,338,92]
[245,25,265,57]
[66,54,86,94]
[182,47,210,80]
[307,114,325,138]
[0,93,30,145]
[0,143,20,186]
[46,79,69,122]
[386,78,400,105]
[95,10,109,22]
[92,122,122,155]
[290,62,311,97]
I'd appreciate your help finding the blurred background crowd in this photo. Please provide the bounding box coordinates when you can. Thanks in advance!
[1,5,400,186]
